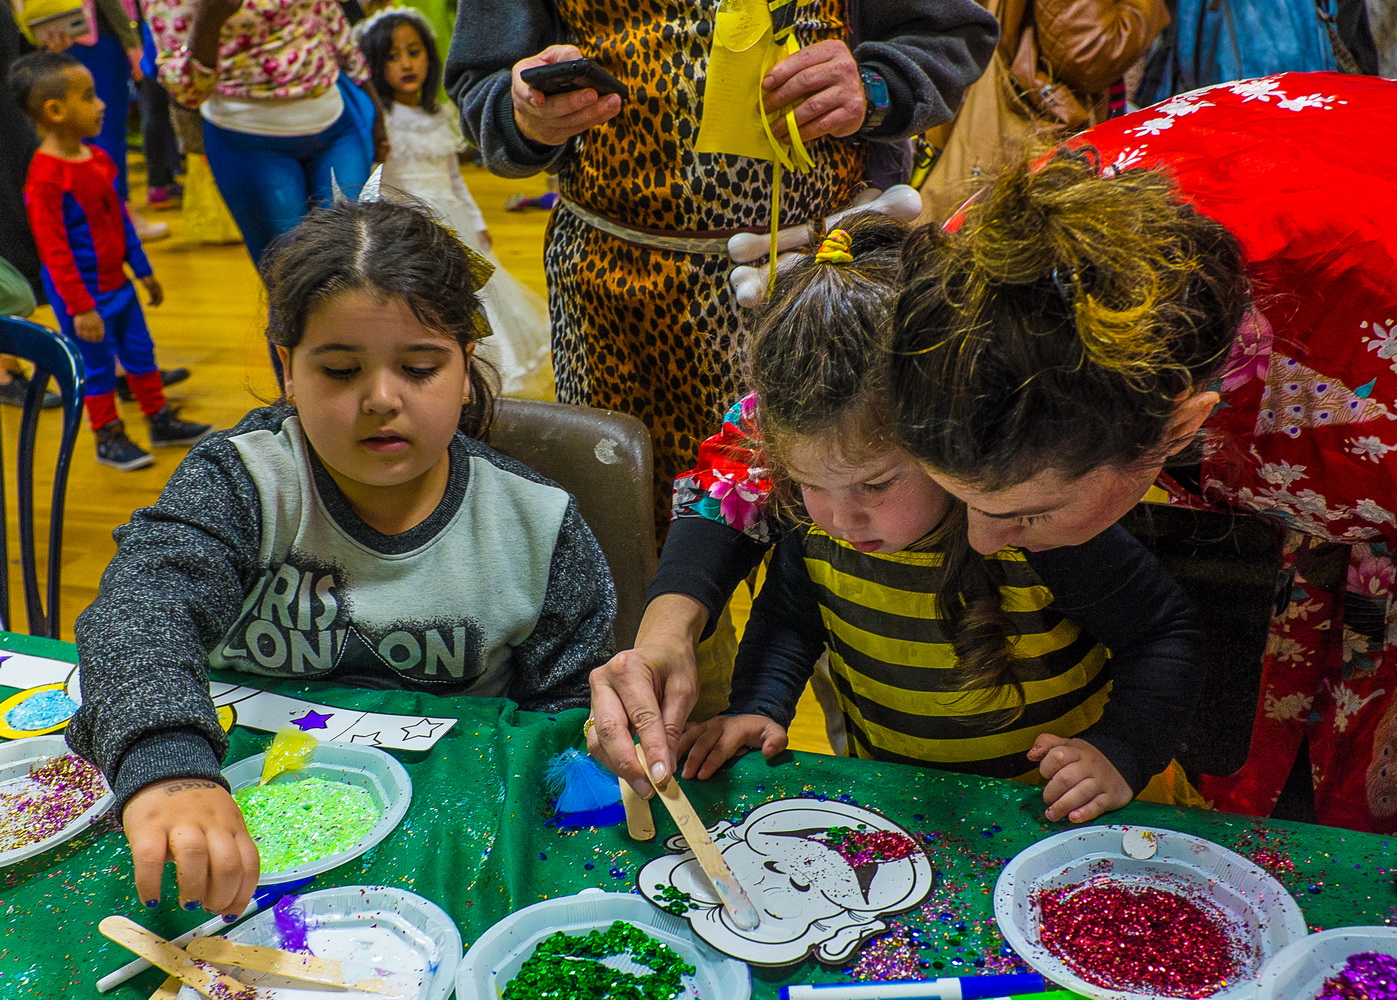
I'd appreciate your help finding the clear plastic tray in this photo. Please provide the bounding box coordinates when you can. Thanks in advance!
[458,889,751,1000]
[0,734,111,867]
[994,824,1307,1000]
[175,884,461,1000]
[222,741,412,884]
[1256,926,1397,1000]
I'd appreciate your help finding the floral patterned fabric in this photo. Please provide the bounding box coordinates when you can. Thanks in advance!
[145,0,369,109]
[674,73,1397,832]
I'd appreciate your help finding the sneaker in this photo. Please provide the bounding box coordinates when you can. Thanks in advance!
[129,206,170,242]
[147,403,213,447]
[146,183,184,209]
[95,420,155,470]
[0,373,61,410]
[116,367,191,403]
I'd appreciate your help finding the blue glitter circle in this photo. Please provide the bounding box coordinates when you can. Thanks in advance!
[7,689,78,730]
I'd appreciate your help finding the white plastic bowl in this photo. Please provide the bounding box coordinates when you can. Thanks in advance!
[0,734,111,867]
[222,741,412,884]
[1256,926,1397,1000]
[175,884,461,1000]
[458,889,751,1000]
[994,825,1307,1000]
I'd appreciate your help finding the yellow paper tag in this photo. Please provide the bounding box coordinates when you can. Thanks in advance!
[696,29,783,160]
[714,0,769,52]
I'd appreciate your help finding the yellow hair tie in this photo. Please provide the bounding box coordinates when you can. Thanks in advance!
[814,229,854,264]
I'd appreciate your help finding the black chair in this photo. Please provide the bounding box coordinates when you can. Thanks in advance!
[488,397,657,647]
[1118,501,1285,781]
[0,317,86,637]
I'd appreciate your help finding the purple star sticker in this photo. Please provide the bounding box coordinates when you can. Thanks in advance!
[291,709,332,731]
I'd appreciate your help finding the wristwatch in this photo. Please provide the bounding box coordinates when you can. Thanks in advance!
[858,67,890,134]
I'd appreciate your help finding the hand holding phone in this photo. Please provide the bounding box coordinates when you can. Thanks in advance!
[511,45,624,147]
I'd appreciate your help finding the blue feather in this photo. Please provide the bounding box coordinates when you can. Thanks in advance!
[545,748,623,814]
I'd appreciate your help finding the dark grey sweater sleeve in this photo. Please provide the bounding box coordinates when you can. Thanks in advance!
[66,432,264,811]
[509,497,617,712]
[854,0,1000,140]
[445,0,567,177]
[1024,525,1208,794]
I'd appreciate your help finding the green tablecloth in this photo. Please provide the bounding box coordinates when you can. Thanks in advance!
[1,632,1393,999]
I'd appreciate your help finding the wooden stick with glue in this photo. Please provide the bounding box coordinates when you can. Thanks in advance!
[619,774,656,841]
[184,937,402,996]
[634,744,761,930]
[98,916,259,1000]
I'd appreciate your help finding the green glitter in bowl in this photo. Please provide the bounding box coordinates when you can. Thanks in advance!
[233,777,380,872]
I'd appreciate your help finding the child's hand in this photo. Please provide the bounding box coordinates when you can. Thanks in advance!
[678,714,788,780]
[121,777,260,917]
[477,229,493,253]
[141,275,164,307]
[1029,734,1132,823]
[73,310,105,343]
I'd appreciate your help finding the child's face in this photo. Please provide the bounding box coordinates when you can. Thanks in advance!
[385,22,430,103]
[45,65,104,139]
[784,438,951,554]
[278,290,470,501]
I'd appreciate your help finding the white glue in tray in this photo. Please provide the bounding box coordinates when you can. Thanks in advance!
[994,825,1307,1000]
[176,884,462,1000]
[459,889,751,1000]
[222,742,412,884]
[0,734,111,867]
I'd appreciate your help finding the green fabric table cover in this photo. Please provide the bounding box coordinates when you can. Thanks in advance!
[0,632,1393,999]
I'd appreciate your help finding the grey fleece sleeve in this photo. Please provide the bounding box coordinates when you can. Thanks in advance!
[66,436,264,811]
[508,498,617,712]
[444,0,568,177]
[854,0,1000,140]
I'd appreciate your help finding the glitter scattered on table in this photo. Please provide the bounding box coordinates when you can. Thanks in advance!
[1037,881,1237,998]
[233,777,379,871]
[0,754,106,852]
[1316,952,1397,1000]
[5,690,78,731]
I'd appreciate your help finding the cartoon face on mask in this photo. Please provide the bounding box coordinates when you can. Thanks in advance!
[637,798,935,966]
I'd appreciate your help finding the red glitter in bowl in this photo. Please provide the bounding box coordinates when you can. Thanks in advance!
[1037,881,1238,998]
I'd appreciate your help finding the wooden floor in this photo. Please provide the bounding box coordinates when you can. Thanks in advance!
[14,153,833,756]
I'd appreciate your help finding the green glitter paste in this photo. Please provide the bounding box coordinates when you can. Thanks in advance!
[233,777,379,871]
[503,920,695,1000]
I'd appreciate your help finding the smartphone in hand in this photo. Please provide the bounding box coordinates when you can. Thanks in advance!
[520,58,629,100]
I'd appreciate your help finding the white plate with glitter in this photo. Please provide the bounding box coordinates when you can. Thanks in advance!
[994,825,1307,1000]
[1256,926,1397,1000]
[0,734,111,867]
[175,884,461,1000]
[459,889,751,999]
[223,742,412,884]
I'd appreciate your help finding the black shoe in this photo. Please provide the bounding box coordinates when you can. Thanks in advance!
[95,420,154,471]
[116,367,191,403]
[0,373,62,410]
[147,403,213,447]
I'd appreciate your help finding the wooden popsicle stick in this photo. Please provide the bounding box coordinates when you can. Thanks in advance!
[148,975,181,1000]
[619,775,656,841]
[98,917,257,1000]
[634,745,761,930]
[184,937,400,996]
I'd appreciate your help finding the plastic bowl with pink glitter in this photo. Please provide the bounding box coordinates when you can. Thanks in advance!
[994,825,1307,1000]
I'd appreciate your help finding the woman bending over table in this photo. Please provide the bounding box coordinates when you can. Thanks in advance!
[590,71,1397,835]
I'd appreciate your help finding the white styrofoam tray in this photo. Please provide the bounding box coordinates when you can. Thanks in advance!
[0,734,111,867]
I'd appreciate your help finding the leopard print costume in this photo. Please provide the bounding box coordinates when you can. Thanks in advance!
[546,0,866,539]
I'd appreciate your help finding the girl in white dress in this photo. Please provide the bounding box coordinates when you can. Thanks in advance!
[357,8,550,393]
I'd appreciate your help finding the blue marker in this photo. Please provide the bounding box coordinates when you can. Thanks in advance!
[779,972,1047,1000]
[96,877,316,992]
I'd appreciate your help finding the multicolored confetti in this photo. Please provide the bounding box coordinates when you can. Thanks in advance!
[0,754,106,852]
[1037,881,1237,998]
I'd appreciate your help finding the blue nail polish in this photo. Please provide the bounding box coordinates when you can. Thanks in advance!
[222,914,238,923]
[144,899,159,908]
[183,900,200,911]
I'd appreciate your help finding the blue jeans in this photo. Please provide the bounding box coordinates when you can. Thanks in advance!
[202,101,371,267]
[71,33,132,202]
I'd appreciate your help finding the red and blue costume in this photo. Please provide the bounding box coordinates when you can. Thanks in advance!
[24,147,164,428]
